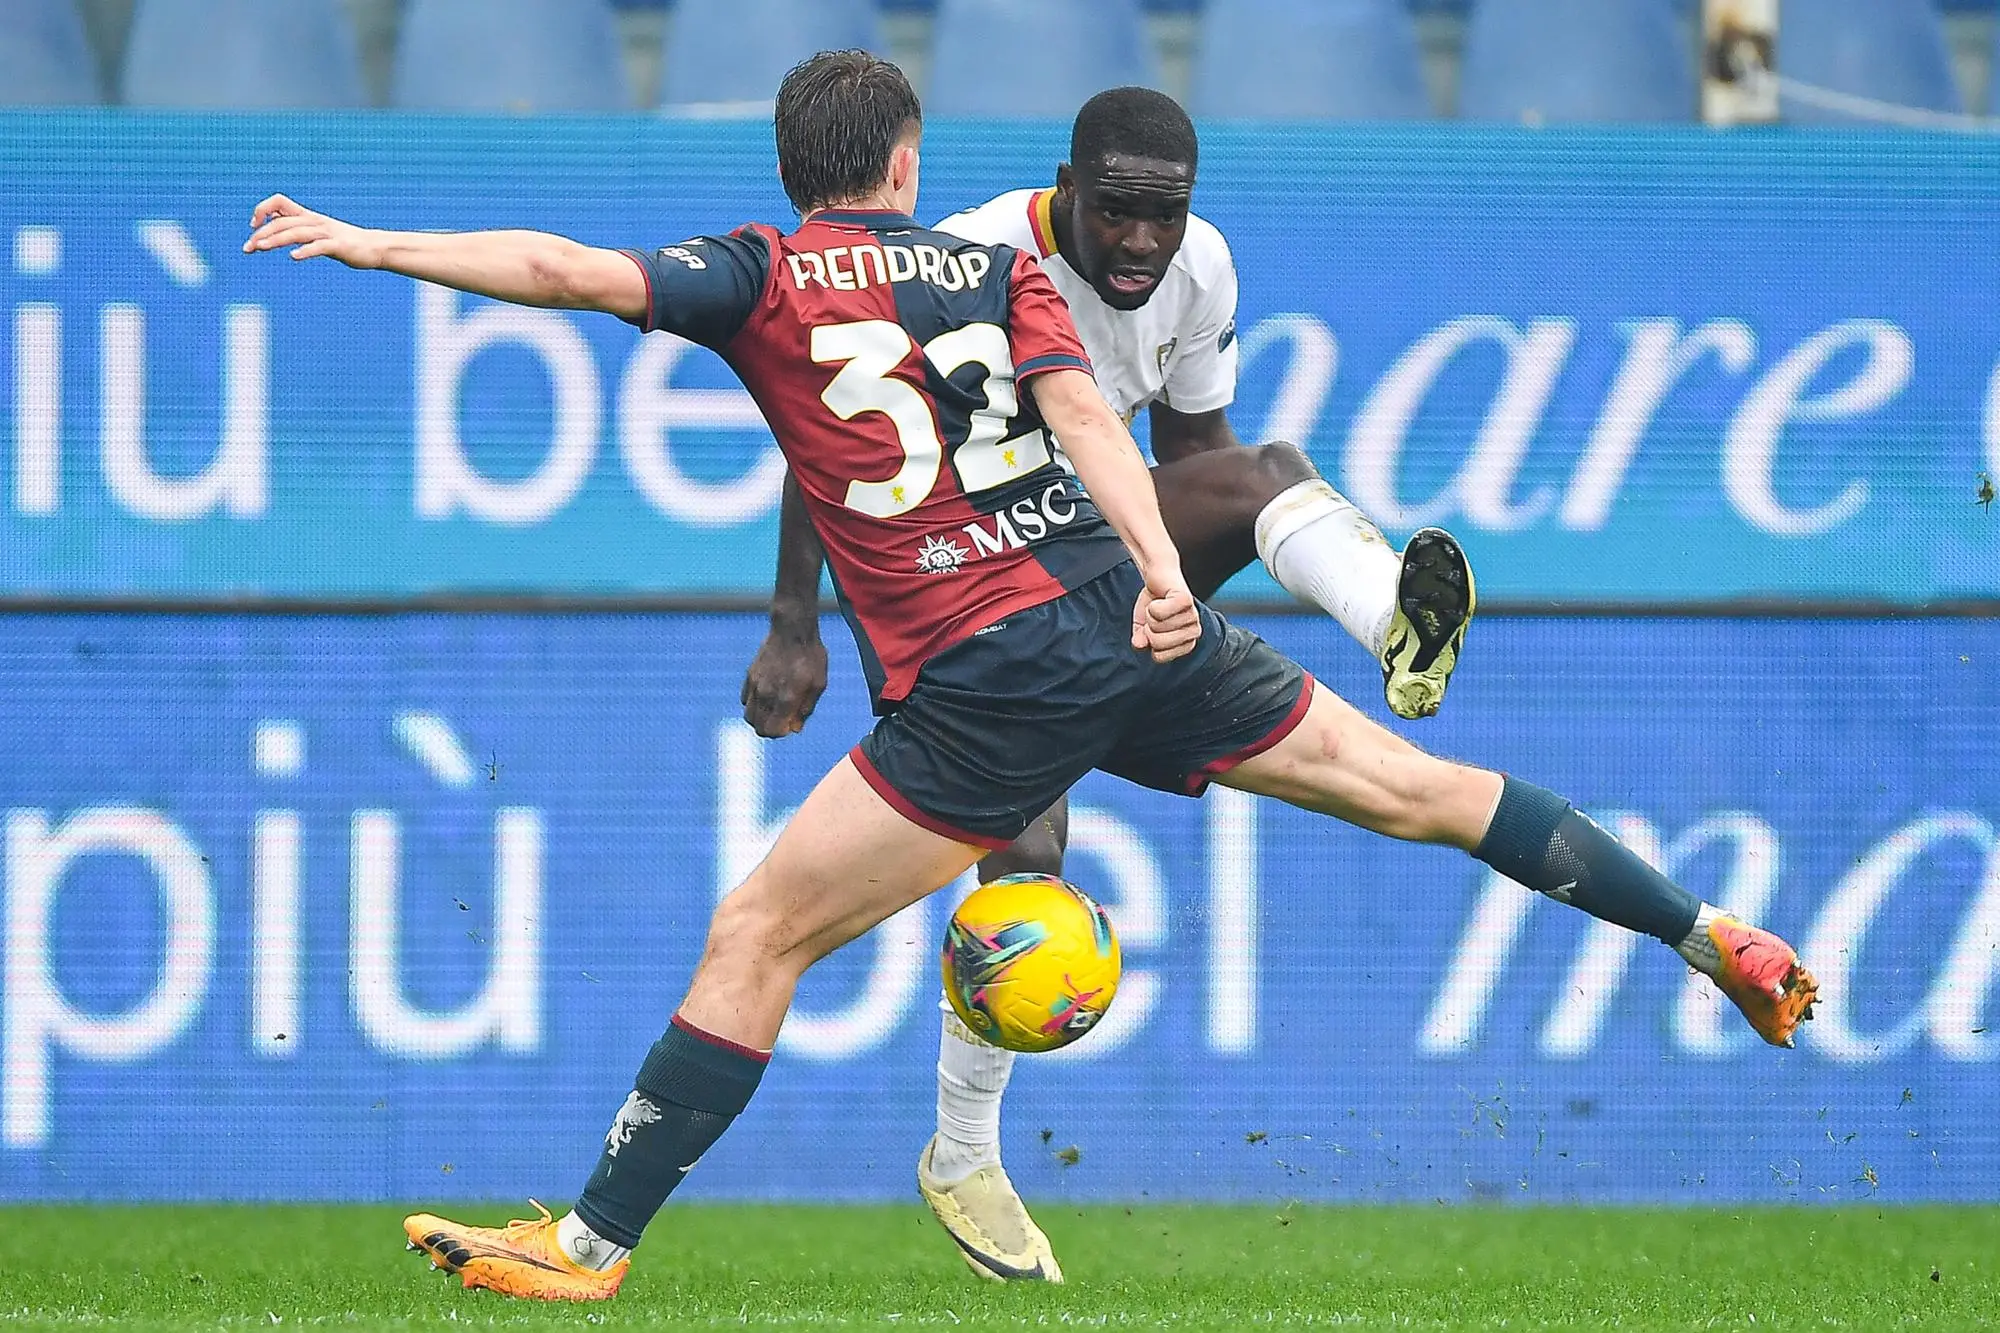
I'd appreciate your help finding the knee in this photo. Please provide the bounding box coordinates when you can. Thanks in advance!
[704,876,810,975]
[1371,754,1484,845]
[1251,440,1320,493]
[1184,440,1328,536]
[1215,442,1322,528]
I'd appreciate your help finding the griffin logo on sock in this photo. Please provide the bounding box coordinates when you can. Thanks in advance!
[604,1092,661,1158]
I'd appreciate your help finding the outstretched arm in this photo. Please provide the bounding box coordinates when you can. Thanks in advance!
[741,475,831,738]
[1030,369,1200,663]
[243,194,647,321]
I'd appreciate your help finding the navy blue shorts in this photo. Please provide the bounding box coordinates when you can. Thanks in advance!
[851,561,1312,850]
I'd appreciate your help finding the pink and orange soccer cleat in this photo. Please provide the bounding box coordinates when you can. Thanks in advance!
[1707,916,1819,1048]
[403,1200,627,1302]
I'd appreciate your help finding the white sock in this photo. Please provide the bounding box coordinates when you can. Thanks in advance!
[1254,479,1403,657]
[930,998,1015,1185]
[555,1209,630,1271]
[1674,902,1727,976]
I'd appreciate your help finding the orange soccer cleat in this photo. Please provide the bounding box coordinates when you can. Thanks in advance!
[403,1200,627,1302]
[1706,916,1820,1048]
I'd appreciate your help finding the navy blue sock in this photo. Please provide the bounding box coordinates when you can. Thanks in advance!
[1474,777,1700,944]
[573,1016,769,1250]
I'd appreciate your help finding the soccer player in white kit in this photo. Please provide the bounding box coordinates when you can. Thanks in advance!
[740,87,1477,1282]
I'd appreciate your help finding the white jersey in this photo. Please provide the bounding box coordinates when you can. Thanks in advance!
[935,188,1240,433]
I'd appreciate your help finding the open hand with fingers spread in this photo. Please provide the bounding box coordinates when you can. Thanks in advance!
[1131,566,1200,663]
[243,194,384,268]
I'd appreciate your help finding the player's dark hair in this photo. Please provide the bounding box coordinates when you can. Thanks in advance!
[1070,87,1198,176]
[774,50,923,216]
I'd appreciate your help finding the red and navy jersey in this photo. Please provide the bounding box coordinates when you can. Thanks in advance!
[622,211,1130,708]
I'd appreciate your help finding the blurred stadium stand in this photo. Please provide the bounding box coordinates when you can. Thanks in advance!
[122,0,366,107]
[1777,0,1965,122]
[660,0,881,109]
[1190,0,1432,119]
[0,0,99,104]
[1458,0,1694,122]
[925,0,1158,115]
[11,0,1998,117]
[392,0,630,111]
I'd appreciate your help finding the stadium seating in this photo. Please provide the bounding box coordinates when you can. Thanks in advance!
[925,0,1159,116]
[1779,0,1964,122]
[40,0,1993,121]
[1191,0,1430,119]
[1458,0,1694,121]
[876,0,1205,8]
[0,0,100,105]
[123,0,365,107]
[660,0,882,108]
[393,0,629,111]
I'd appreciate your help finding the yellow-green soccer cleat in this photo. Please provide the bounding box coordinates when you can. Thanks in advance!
[1381,527,1475,720]
[403,1201,628,1302]
[917,1137,1063,1283]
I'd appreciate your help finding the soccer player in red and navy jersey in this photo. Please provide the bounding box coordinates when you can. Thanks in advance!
[248,51,1817,1303]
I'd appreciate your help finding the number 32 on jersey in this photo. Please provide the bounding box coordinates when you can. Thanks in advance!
[811,319,1055,518]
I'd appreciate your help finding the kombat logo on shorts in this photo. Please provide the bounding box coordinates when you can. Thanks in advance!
[910,481,1082,573]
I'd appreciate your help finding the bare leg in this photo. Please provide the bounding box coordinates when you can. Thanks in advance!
[1151,443,1320,600]
[522,758,985,1272]
[1153,444,1473,721]
[682,756,984,1048]
[1217,682,1499,847]
[1221,683,1816,1048]
[977,796,1068,882]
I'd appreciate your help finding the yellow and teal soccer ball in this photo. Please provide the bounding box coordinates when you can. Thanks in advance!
[942,873,1121,1053]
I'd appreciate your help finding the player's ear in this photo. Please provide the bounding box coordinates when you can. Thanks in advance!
[888,141,919,199]
[1053,163,1079,215]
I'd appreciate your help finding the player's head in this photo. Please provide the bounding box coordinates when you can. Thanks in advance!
[774,51,924,218]
[1054,87,1198,312]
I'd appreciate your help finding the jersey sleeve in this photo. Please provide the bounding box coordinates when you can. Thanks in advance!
[616,229,772,348]
[1161,241,1240,414]
[933,196,1021,248]
[1004,249,1093,383]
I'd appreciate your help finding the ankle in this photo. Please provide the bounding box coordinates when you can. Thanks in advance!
[556,1209,631,1272]
[928,1131,1001,1185]
[1674,903,1726,976]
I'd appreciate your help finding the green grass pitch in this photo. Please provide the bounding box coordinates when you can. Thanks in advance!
[1,1204,1994,1329]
